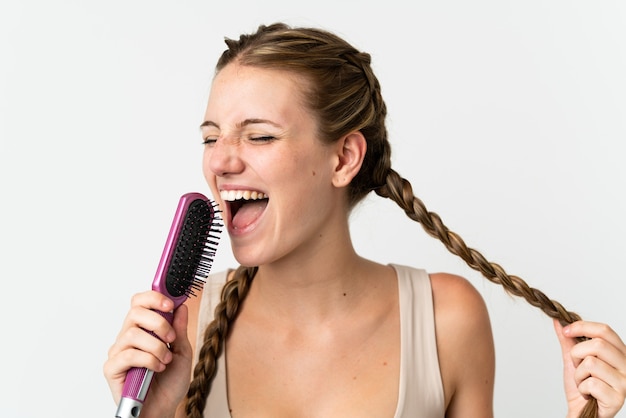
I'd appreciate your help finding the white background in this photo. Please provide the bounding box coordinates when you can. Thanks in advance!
[1,1,625,417]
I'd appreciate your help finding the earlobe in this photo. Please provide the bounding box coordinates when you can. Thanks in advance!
[332,131,367,187]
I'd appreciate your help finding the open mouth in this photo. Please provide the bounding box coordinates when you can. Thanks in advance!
[220,190,269,230]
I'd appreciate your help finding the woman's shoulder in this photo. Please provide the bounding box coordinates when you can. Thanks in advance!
[391,265,491,341]
[429,272,487,316]
[429,272,495,414]
[429,272,492,337]
[393,265,487,314]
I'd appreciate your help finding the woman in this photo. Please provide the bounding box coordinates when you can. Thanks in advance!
[104,23,626,417]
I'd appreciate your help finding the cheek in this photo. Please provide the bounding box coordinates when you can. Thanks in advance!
[202,152,210,179]
[282,155,335,205]
[278,157,321,192]
[202,148,216,179]
[202,153,219,194]
[290,146,333,177]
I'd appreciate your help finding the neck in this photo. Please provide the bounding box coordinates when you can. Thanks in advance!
[249,237,383,325]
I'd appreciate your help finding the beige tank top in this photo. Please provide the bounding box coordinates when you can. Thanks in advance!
[194,264,445,417]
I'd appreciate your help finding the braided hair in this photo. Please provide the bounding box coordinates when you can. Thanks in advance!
[185,23,597,418]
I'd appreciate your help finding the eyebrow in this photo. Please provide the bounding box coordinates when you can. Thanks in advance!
[199,118,283,130]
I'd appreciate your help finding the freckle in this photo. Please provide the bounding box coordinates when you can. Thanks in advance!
[353,376,357,380]
[343,293,347,296]
[312,170,316,176]
[383,361,388,366]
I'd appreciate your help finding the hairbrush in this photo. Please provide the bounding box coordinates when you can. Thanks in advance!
[115,192,222,418]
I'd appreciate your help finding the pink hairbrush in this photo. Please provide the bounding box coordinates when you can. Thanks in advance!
[115,192,222,418]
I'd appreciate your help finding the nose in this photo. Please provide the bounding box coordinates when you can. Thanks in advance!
[205,137,245,177]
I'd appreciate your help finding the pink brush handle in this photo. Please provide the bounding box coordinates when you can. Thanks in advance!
[115,310,174,418]
[115,192,216,417]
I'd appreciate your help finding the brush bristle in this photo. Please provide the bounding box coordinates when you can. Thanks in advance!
[165,199,222,298]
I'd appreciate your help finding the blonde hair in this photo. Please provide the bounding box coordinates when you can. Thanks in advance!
[186,23,597,418]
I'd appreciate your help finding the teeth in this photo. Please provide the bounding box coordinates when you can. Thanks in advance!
[220,190,267,201]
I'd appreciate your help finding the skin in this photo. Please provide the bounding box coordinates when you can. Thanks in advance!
[104,62,626,418]
[556,320,626,418]
[199,63,494,416]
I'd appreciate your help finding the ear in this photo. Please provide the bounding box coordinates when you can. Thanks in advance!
[332,131,367,188]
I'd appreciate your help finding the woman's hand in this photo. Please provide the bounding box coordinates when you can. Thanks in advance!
[103,291,193,418]
[554,319,626,418]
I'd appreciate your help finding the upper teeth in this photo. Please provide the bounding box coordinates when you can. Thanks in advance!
[220,190,267,201]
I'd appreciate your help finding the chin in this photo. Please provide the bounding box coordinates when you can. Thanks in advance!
[230,246,264,268]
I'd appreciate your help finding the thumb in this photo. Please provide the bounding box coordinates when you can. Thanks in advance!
[170,304,190,353]
[554,318,576,358]
[554,319,579,399]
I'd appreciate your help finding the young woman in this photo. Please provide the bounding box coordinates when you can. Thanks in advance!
[104,23,626,418]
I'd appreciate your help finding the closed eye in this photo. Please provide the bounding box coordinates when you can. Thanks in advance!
[202,135,275,146]
[250,136,276,142]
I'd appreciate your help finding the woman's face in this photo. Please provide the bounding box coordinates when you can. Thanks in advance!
[202,63,346,267]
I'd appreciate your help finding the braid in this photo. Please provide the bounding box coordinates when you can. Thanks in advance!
[375,169,581,324]
[184,266,256,417]
[375,168,598,417]
[202,22,599,418]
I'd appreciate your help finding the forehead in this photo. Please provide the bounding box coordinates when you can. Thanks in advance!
[205,64,310,125]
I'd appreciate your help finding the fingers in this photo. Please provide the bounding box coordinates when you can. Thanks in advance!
[576,375,625,416]
[574,354,626,395]
[116,326,173,364]
[570,337,626,408]
[112,292,179,351]
[121,291,176,342]
[104,290,194,413]
[129,289,176,313]
[565,322,626,374]
[105,291,178,388]
[104,341,169,382]
[561,320,626,416]
[564,321,626,357]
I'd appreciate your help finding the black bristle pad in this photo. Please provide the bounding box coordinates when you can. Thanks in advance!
[165,199,220,298]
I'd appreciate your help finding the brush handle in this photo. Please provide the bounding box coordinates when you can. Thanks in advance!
[115,192,219,417]
[115,310,174,418]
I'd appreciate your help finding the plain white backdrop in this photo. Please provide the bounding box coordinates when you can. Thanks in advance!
[1,1,625,417]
